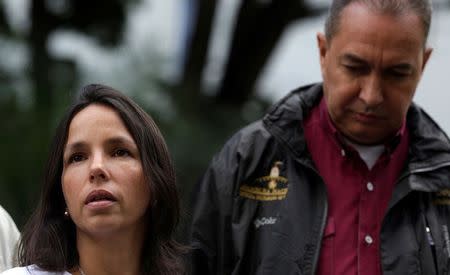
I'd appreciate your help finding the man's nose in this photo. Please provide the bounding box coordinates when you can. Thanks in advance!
[359,75,384,109]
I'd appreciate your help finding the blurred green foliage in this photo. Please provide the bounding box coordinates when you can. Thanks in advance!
[0,0,326,240]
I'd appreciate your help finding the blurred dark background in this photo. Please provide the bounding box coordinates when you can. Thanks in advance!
[1,0,449,240]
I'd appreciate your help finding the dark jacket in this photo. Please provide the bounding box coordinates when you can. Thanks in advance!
[190,83,450,275]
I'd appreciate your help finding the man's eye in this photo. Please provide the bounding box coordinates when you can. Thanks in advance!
[345,65,357,71]
[113,149,130,157]
[344,65,366,74]
[68,154,85,163]
[385,66,413,79]
[390,71,410,78]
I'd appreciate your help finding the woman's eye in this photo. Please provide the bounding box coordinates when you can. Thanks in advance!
[113,149,130,157]
[68,154,85,163]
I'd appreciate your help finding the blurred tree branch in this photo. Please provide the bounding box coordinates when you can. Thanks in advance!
[180,0,327,107]
[29,0,129,113]
[0,4,11,35]
[180,0,218,101]
[217,0,325,105]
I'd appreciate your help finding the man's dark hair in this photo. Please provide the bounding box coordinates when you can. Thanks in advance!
[325,0,432,44]
[18,84,185,274]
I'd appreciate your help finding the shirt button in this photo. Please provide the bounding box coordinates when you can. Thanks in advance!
[367,182,374,191]
[365,235,373,245]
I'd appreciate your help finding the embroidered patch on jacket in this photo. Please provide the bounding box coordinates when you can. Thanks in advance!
[434,189,450,205]
[239,161,288,201]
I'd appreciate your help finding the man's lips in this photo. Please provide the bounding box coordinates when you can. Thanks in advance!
[354,112,383,122]
[85,189,117,205]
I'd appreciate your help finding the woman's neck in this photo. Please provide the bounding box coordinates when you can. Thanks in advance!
[76,228,146,275]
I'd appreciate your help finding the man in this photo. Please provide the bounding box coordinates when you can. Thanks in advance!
[190,0,450,274]
[0,205,20,272]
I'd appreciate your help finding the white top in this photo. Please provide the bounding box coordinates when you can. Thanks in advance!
[0,206,20,272]
[1,265,71,275]
[344,139,385,170]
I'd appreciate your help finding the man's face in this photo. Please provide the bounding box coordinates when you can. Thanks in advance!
[317,3,432,145]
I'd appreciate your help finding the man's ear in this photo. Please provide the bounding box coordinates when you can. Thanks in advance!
[421,47,433,72]
[317,32,328,75]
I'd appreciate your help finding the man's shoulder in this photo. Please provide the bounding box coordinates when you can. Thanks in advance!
[267,83,322,114]
[408,103,450,140]
[216,83,323,161]
[214,120,273,166]
[407,103,450,156]
[234,120,271,143]
[263,83,323,129]
[242,83,323,133]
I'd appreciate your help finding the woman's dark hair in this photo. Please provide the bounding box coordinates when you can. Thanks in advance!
[18,84,184,274]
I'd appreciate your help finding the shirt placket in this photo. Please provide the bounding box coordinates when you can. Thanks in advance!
[357,157,379,274]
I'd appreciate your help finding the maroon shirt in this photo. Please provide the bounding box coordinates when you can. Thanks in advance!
[303,99,409,275]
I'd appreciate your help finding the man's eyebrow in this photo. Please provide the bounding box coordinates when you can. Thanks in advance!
[339,53,367,64]
[340,54,414,70]
[389,63,414,71]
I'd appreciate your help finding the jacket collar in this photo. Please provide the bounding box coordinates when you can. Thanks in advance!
[263,83,450,190]
[262,83,322,164]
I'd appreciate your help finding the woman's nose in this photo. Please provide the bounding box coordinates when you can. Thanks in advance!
[89,153,109,183]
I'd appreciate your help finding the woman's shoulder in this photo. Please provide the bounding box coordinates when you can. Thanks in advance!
[1,265,71,275]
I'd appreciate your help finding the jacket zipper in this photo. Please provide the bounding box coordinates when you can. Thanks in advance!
[311,191,328,275]
[298,161,328,275]
[423,211,439,273]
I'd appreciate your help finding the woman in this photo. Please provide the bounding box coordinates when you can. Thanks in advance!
[2,84,184,275]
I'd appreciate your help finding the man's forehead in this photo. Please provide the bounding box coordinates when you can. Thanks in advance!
[336,2,427,41]
[332,3,426,46]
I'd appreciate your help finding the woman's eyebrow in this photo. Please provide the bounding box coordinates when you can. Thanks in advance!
[104,136,137,147]
[64,141,87,153]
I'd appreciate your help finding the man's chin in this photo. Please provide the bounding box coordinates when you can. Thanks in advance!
[343,130,388,146]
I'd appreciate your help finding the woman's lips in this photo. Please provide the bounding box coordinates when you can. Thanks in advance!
[86,200,116,209]
[85,189,117,209]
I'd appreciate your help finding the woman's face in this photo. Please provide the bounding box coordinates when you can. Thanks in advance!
[62,104,150,237]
